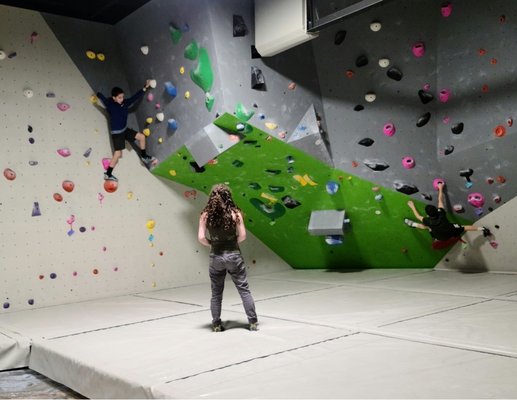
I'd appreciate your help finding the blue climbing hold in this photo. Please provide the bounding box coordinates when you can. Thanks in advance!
[164,81,177,98]
[167,118,178,130]
[326,181,340,195]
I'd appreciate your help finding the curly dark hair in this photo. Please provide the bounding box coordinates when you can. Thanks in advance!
[202,184,241,230]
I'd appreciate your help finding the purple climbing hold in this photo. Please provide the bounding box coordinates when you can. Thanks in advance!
[416,112,431,127]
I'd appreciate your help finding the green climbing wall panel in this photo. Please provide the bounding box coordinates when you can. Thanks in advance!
[152,113,471,269]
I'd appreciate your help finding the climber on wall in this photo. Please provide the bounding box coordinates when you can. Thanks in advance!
[96,80,157,181]
[404,182,491,245]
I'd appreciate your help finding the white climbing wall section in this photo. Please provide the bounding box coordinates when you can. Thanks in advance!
[0,5,289,313]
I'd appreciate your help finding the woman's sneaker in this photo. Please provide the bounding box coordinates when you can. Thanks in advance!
[249,322,258,331]
[212,322,224,332]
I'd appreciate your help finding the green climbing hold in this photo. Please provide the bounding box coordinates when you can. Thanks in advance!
[205,93,215,112]
[170,24,182,44]
[190,47,213,93]
[235,102,255,121]
[184,40,199,60]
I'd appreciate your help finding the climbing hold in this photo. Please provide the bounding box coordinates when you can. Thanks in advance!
[394,181,419,195]
[102,158,110,170]
[147,93,154,102]
[387,67,403,81]
[281,196,301,209]
[418,90,434,104]
[96,53,105,61]
[146,117,154,124]
[325,235,343,245]
[57,103,70,111]
[158,137,163,144]
[32,201,41,217]
[482,84,489,93]
[288,82,297,90]
[494,125,506,137]
[423,83,431,91]
[439,89,451,103]
[416,112,431,127]
[155,103,161,109]
[8,52,16,59]
[127,192,133,200]
[53,193,63,202]
[156,112,164,122]
[265,122,278,130]
[326,181,340,195]
[453,204,464,213]
[370,21,382,32]
[421,193,432,201]
[233,15,248,37]
[493,194,502,204]
[190,47,214,92]
[104,179,118,193]
[365,92,376,102]
[29,161,38,166]
[507,117,513,127]
[496,175,506,184]
[232,160,244,167]
[486,177,494,184]
[23,89,34,99]
[467,193,485,208]
[179,66,185,74]
[184,190,197,199]
[412,42,425,57]
[205,93,215,111]
[499,14,506,23]
[164,81,177,98]
[402,156,415,169]
[236,123,245,131]
[140,45,149,55]
[3,168,16,181]
[451,122,464,134]
[28,137,35,144]
[184,91,190,99]
[169,24,183,44]
[364,160,390,171]
[441,2,452,17]
[235,103,255,121]
[143,128,151,136]
[490,58,498,65]
[251,66,266,90]
[459,168,474,186]
[149,79,157,89]
[378,58,390,68]
[167,119,178,130]
[351,161,359,167]
[355,55,368,67]
[443,116,450,124]
[0,50,6,60]
[57,148,71,157]
[184,40,199,60]
[444,145,454,155]
[334,30,347,45]
[354,104,364,111]
[433,178,445,190]
[383,123,396,136]
[83,147,92,158]
[372,186,380,192]
[86,50,96,59]
[358,138,374,147]
[62,180,74,192]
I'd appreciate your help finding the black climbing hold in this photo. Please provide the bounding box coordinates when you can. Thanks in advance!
[355,55,368,68]
[232,160,244,167]
[364,160,389,171]
[451,122,464,134]
[495,225,500,229]
[334,30,347,45]
[251,66,266,90]
[282,195,301,209]
[189,161,205,173]
[248,182,261,190]
[418,90,434,104]
[28,125,33,133]
[416,112,431,127]
[421,193,432,201]
[268,185,285,193]
[243,140,258,145]
[251,45,262,59]
[265,169,281,175]
[444,145,454,155]
[358,138,374,147]
[354,104,364,111]
[394,182,419,195]
[233,15,248,37]
[287,166,294,174]
[387,67,403,81]
[253,103,258,108]
[459,168,473,182]
[215,113,220,118]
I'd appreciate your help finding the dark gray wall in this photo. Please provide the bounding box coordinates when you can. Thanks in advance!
[435,0,517,220]
[312,0,441,202]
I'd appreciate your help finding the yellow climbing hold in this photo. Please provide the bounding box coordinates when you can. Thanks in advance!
[169,170,177,176]
[90,95,98,103]
[143,128,151,136]
[265,122,278,130]
[96,53,105,61]
[260,193,278,204]
[293,175,308,186]
[86,50,96,59]
[180,66,185,74]
[303,174,318,186]
[127,191,133,200]
[158,137,163,144]
[146,117,153,124]
[184,91,190,99]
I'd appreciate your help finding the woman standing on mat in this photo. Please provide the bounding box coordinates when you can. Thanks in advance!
[198,184,258,332]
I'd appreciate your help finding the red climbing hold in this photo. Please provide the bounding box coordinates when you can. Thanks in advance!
[432,237,463,250]
[345,70,355,78]
[478,48,486,56]
[494,125,506,137]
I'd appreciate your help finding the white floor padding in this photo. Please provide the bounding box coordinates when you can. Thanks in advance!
[1,269,517,398]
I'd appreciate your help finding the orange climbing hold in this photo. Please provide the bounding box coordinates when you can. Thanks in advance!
[496,176,506,184]
[494,125,506,137]
[478,48,486,56]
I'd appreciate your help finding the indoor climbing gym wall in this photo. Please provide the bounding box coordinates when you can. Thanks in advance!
[0,4,290,313]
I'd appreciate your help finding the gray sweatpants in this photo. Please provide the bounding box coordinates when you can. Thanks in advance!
[209,251,257,324]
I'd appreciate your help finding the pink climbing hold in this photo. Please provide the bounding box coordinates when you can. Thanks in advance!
[102,158,111,170]
[467,192,485,208]
[147,93,154,102]
[507,117,513,127]
[57,148,71,157]
[433,178,445,190]
[453,204,464,213]
[412,42,425,57]
[155,103,161,109]
[3,168,16,181]
[57,102,70,111]
[443,116,450,124]
[441,2,452,17]
[439,89,451,103]
[383,123,396,136]
[423,83,431,91]
[402,156,415,169]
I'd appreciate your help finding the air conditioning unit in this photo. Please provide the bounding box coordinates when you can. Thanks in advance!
[255,0,318,57]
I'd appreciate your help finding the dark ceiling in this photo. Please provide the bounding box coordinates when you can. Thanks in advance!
[0,0,151,24]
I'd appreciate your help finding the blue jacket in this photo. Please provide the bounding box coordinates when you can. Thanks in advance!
[97,89,145,134]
